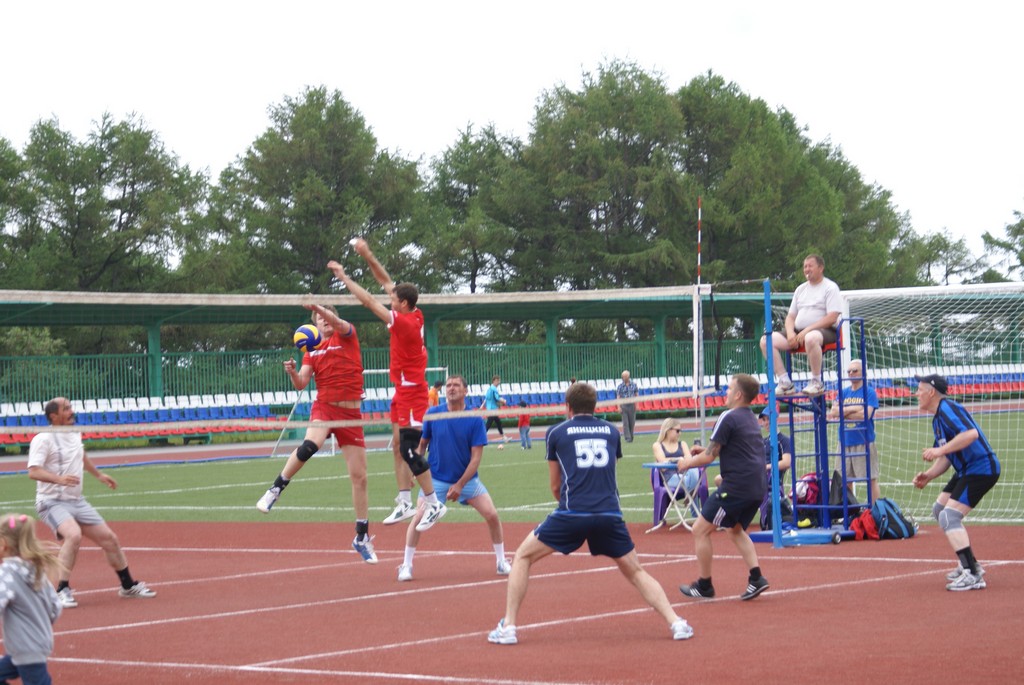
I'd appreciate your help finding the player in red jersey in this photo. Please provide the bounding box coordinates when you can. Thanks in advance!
[329,239,447,532]
[256,302,378,563]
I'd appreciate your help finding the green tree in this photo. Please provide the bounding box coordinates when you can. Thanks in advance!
[983,209,1024,280]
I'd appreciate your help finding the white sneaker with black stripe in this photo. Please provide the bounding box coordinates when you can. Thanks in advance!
[946,563,985,581]
[119,581,157,598]
[946,568,986,591]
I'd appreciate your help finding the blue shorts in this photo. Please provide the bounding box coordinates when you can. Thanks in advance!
[700,490,761,530]
[942,473,1000,508]
[425,476,488,505]
[534,511,635,558]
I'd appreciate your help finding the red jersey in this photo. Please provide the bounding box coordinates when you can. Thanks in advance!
[388,308,427,386]
[518,413,531,429]
[303,323,364,402]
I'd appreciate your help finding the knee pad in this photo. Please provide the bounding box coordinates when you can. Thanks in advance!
[296,439,319,463]
[938,507,965,533]
[932,502,945,522]
[399,428,429,476]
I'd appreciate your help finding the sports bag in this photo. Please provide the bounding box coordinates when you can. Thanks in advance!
[870,497,917,539]
[850,509,879,540]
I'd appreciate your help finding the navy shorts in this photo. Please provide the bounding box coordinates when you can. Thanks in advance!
[534,512,635,558]
[700,490,761,530]
[942,473,1000,508]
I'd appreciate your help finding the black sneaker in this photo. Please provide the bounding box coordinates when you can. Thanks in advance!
[740,576,770,601]
[679,581,715,598]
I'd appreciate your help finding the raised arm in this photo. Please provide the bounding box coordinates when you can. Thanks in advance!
[350,238,395,294]
[327,260,391,324]
[304,303,353,336]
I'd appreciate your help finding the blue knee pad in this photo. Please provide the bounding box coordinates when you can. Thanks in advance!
[296,439,319,463]
[399,428,429,476]
[937,507,965,532]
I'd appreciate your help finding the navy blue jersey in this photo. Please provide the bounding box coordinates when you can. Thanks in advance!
[422,405,489,483]
[545,414,623,514]
[763,432,791,467]
[932,398,1000,477]
[710,407,766,501]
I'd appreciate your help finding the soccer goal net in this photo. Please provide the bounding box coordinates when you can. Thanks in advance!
[844,283,1024,523]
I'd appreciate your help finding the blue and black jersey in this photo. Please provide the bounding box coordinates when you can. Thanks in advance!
[932,398,1000,477]
[545,415,622,514]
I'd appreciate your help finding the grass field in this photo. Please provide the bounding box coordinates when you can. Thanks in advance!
[2,408,1018,524]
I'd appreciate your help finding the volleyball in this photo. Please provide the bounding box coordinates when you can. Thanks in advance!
[293,324,323,352]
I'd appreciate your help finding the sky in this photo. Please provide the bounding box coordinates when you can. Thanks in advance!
[3,1,1021,264]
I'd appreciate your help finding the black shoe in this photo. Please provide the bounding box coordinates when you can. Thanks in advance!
[679,581,715,598]
[740,576,769,601]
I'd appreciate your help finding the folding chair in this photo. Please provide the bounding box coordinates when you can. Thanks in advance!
[645,463,708,533]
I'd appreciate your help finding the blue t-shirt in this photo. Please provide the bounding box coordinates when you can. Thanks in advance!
[931,398,1000,477]
[484,385,502,411]
[839,384,878,446]
[422,405,489,483]
[545,414,623,514]
[763,432,791,467]
[709,407,766,502]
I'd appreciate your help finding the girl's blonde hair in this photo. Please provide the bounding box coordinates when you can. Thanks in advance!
[656,417,683,444]
[0,513,62,591]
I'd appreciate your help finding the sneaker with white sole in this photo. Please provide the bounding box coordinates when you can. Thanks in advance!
[946,568,986,592]
[496,558,512,575]
[352,535,378,564]
[671,618,694,641]
[397,564,413,582]
[679,581,715,599]
[946,564,985,581]
[488,619,518,645]
[776,380,796,396]
[383,498,415,525]
[415,501,448,532]
[57,587,78,608]
[256,486,281,513]
[119,581,157,598]
[740,576,770,601]
[802,380,826,396]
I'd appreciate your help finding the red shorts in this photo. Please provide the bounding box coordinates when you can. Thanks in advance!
[310,403,365,447]
[390,383,429,428]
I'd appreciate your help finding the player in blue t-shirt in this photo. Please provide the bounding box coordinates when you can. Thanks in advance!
[398,375,511,582]
[912,374,1001,592]
[828,360,881,501]
[677,373,770,601]
[487,382,693,645]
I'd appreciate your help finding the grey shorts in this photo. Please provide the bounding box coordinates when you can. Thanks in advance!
[36,498,105,535]
[845,442,879,479]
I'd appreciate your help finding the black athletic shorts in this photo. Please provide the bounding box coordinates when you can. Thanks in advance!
[943,473,1000,508]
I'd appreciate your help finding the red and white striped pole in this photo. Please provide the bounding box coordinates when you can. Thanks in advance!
[696,196,702,286]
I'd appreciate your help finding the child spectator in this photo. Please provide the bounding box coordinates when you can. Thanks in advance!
[0,513,63,685]
[517,401,532,450]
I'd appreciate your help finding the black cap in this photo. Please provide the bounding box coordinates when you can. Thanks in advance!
[915,374,948,395]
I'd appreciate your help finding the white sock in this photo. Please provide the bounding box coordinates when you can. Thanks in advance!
[423,491,438,504]
[493,543,506,562]
[398,489,412,504]
[403,546,416,568]
[780,373,791,384]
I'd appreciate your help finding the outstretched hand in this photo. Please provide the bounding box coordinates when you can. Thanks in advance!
[349,237,370,257]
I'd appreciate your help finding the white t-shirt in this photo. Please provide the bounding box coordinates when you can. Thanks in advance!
[27,431,85,503]
[789,277,843,331]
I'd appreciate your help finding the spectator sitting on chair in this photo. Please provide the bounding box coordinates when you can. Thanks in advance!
[652,418,694,491]
[759,254,843,397]
[828,359,881,502]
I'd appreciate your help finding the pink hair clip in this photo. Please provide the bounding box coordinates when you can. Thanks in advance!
[8,514,27,529]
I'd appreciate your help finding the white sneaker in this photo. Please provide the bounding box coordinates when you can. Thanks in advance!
[802,379,825,396]
[946,568,986,592]
[671,618,694,641]
[352,535,378,564]
[776,380,796,396]
[947,563,985,581]
[488,619,518,645]
[256,486,281,513]
[496,558,512,575]
[383,498,415,525]
[119,581,157,598]
[57,587,78,608]
[397,564,413,582]
[415,501,448,532]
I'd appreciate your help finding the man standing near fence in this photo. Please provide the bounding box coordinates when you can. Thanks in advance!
[616,370,639,443]
[912,374,1000,591]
